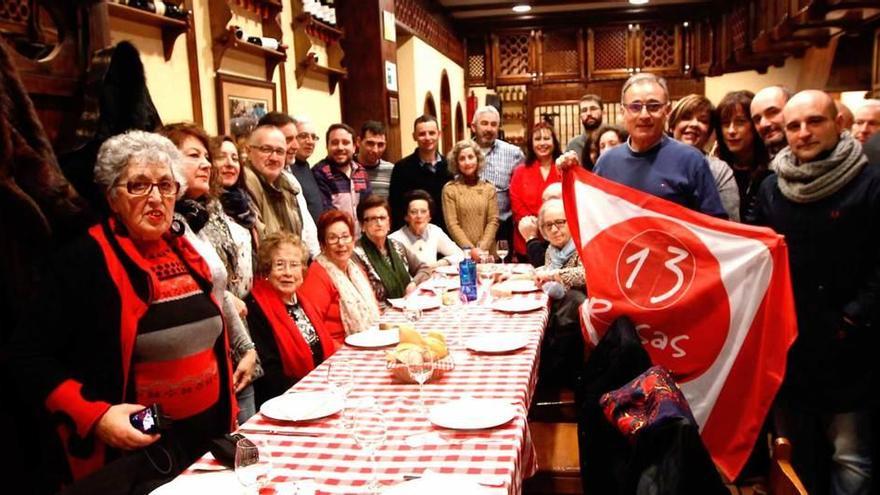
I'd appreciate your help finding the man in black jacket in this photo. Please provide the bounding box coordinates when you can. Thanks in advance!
[388,115,452,232]
[754,90,879,495]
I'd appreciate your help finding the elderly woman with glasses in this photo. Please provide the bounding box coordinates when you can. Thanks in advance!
[534,199,585,292]
[10,131,237,491]
[354,194,432,304]
[245,233,336,407]
[300,210,380,346]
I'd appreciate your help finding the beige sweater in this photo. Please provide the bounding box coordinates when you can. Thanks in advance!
[441,178,500,251]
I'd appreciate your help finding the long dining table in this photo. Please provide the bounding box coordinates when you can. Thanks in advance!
[155,266,551,495]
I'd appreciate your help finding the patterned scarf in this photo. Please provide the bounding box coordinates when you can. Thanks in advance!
[314,254,380,335]
[220,185,257,229]
[548,238,577,269]
[773,132,867,203]
[357,235,411,299]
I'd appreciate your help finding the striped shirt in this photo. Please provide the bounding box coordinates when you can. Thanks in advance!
[479,139,525,221]
[362,159,394,198]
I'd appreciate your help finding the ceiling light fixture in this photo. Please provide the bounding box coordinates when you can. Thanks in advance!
[629,0,649,4]
[512,4,532,13]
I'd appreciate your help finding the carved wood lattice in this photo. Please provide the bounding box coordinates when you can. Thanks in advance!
[395,0,464,65]
[0,0,30,27]
[498,33,530,77]
[641,24,676,69]
[593,27,627,71]
[542,30,577,75]
[466,37,485,83]
[730,3,747,52]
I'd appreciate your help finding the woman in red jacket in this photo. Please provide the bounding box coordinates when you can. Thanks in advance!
[510,121,563,259]
[300,210,380,346]
[246,232,337,407]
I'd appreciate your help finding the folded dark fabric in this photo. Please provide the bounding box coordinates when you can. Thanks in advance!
[599,365,695,440]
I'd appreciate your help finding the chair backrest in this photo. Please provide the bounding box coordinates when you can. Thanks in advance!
[770,437,808,495]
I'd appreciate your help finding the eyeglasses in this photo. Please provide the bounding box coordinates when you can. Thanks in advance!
[297,133,320,142]
[249,145,287,156]
[271,260,302,272]
[325,234,353,245]
[115,179,180,197]
[623,101,667,115]
[541,219,568,232]
[363,215,389,224]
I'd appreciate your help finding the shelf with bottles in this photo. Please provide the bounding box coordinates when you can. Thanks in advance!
[208,0,286,81]
[292,0,346,94]
[106,1,191,61]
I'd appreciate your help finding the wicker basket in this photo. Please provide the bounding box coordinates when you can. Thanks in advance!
[388,355,455,383]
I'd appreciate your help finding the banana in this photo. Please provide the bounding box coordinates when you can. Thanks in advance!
[423,336,448,359]
[398,324,424,346]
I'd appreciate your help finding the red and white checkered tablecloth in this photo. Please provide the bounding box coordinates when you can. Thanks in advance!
[178,271,549,495]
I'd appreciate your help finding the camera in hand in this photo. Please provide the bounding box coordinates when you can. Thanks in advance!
[129,404,167,434]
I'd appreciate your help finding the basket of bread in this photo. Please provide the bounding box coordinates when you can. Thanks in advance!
[385,324,454,383]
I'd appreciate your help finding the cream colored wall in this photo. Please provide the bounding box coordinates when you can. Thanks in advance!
[704,57,803,105]
[396,36,466,153]
[109,0,341,138]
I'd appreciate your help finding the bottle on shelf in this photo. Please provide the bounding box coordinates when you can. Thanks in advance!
[162,1,188,20]
[126,0,156,13]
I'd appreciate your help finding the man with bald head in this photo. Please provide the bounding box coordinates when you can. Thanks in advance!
[751,85,792,159]
[852,99,880,145]
[755,89,879,495]
[244,125,304,241]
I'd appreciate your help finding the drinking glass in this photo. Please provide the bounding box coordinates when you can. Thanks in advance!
[235,437,273,493]
[353,401,388,495]
[327,360,354,428]
[496,240,510,265]
[405,346,435,415]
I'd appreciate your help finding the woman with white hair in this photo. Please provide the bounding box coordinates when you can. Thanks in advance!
[11,130,238,492]
[535,199,584,291]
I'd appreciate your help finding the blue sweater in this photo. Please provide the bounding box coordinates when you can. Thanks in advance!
[594,136,727,218]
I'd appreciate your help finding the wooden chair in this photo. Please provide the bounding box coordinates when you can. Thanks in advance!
[769,437,808,495]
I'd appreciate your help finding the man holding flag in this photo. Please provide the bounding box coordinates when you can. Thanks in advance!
[754,89,879,495]
[559,75,799,485]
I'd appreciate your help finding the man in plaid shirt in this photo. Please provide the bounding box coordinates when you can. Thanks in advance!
[472,105,525,250]
[313,123,372,233]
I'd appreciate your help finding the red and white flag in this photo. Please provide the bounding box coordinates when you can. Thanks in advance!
[563,166,797,480]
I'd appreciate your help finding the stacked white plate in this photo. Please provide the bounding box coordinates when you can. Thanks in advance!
[465,333,530,354]
[344,329,399,348]
[428,398,517,430]
[490,298,545,313]
[388,295,441,311]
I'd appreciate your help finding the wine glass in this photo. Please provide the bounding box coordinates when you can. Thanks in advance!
[404,297,423,322]
[235,437,273,493]
[404,346,435,415]
[496,240,509,265]
[327,360,354,428]
[353,401,388,495]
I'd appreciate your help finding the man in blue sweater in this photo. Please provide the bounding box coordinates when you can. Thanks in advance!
[593,73,727,219]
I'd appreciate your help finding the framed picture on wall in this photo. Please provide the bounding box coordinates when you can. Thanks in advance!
[215,72,276,138]
[389,95,399,123]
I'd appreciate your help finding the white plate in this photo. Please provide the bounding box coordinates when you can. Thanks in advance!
[493,279,539,293]
[429,398,517,430]
[465,333,530,353]
[259,391,343,422]
[490,298,545,313]
[420,278,460,293]
[388,295,441,311]
[435,265,459,275]
[383,475,492,495]
[511,265,534,275]
[345,329,399,348]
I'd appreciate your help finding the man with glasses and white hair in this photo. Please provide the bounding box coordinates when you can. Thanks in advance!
[472,104,526,255]
[593,73,726,217]
[290,115,326,223]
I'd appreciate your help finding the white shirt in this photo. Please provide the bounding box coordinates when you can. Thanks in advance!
[389,224,465,266]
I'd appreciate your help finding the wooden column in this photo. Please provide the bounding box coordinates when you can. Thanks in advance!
[336,0,401,162]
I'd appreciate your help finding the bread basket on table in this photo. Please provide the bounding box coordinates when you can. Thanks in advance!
[387,354,455,383]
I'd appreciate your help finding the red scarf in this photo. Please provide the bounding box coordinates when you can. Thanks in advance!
[250,279,337,379]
